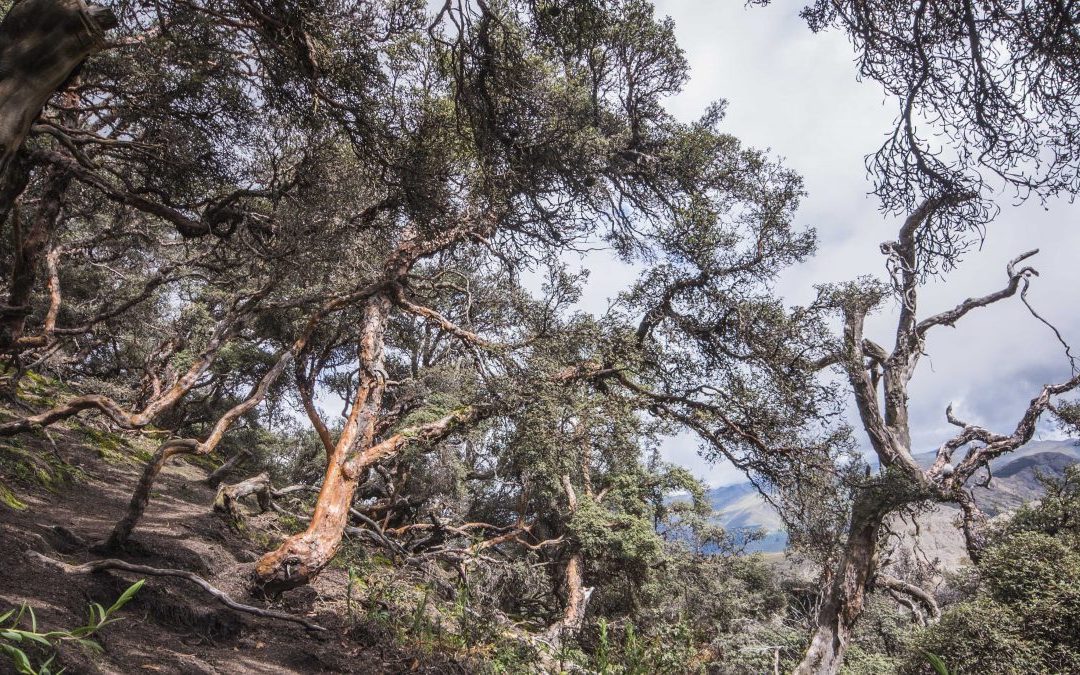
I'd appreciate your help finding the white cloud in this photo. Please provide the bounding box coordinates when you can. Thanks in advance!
[584,1,1080,485]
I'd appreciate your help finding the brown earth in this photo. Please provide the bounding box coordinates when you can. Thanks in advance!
[0,423,470,674]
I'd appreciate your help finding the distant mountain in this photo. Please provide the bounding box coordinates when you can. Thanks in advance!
[701,439,1080,554]
[704,482,788,553]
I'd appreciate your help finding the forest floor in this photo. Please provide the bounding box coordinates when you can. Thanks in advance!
[0,379,481,674]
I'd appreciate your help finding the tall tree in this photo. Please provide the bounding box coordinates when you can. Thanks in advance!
[789,197,1080,674]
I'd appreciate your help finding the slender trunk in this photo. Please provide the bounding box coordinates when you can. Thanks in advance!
[95,439,199,552]
[794,496,886,675]
[0,0,117,208]
[2,168,69,349]
[255,296,390,593]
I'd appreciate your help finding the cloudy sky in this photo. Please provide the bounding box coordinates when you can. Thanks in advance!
[567,1,1080,485]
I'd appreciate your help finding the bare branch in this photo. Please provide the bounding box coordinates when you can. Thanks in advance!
[915,249,1038,337]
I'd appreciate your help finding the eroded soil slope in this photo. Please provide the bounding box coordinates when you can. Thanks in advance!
[0,414,466,674]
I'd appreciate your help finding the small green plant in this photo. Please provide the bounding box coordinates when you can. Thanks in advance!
[595,618,612,674]
[454,582,472,651]
[0,579,144,675]
[410,584,431,636]
[623,622,647,675]
[921,651,953,675]
[346,565,361,622]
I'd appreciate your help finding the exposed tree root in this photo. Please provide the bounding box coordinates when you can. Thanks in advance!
[24,550,326,632]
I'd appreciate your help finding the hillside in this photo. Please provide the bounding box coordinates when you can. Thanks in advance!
[0,398,511,673]
[704,440,1080,556]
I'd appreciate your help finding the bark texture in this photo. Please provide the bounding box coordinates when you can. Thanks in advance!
[0,0,117,207]
[2,167,69,349]
[255,295,391,593]
[545,473,594,642]
[794,496,886,675]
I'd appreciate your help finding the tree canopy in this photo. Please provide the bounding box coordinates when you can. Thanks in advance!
[0,1,1078,674]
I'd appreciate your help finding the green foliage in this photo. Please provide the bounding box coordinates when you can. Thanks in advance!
[0,0,863,671]
[840,646,903,675]
[1053,403,1080,436]
[0,580,144,675]
[921,650,953,675]
[903,467,1080,674]
[569,494,664,568]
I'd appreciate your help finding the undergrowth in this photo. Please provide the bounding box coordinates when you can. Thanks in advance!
[0,579,144,675]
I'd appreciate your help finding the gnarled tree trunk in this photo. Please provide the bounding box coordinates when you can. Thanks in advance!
[98,345,295,550]
[0,0,117,208]
[2,167,69,349]
[255,295,391,593]
[794,495,887,675]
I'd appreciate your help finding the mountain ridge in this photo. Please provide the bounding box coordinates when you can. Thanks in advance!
[704,439,1080,553]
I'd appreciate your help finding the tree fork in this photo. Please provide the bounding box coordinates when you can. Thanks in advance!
[254,297,391,593]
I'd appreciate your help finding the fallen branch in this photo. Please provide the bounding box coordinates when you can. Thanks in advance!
[24,550,326,632]
[213,472,271,519]
[877,573,940,622]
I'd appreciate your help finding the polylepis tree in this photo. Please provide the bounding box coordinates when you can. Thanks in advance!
[0,0,117,349]
[785,196,1080,675]
[252,0,725,591]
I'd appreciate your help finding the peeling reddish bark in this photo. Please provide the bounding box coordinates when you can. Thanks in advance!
[255,295,391,592]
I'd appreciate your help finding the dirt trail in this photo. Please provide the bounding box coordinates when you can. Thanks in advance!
[0,425,458,674]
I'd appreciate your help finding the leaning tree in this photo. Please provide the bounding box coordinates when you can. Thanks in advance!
[251,0,843,593]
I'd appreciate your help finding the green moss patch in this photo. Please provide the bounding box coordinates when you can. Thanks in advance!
[0,481,27,510]
[0,440,84,491]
